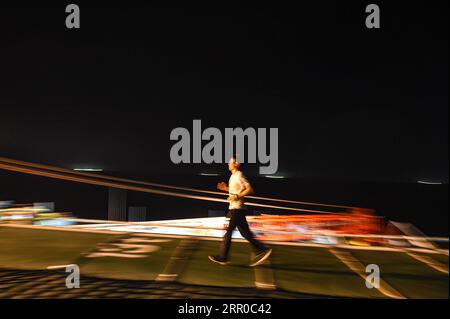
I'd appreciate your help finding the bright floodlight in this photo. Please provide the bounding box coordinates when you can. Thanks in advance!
[73,168,103,172]
[417,180,442,185]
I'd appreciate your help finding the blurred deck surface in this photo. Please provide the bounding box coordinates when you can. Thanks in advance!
[0,226,447,299]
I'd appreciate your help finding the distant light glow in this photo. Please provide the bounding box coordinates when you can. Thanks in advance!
[417,181,442,185]
[199,173,220,176]
[265,175,285,179]
[73,168,103,172]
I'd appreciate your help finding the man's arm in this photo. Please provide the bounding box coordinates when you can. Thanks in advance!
[238,184,254,198]
[217,182,229,192]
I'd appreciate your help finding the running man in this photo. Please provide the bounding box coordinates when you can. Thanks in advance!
[208,156,272,266]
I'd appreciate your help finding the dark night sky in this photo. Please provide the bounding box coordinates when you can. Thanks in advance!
[0,2,448,182]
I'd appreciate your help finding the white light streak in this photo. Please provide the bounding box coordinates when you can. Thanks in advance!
[417,181,442,185]
[199,173,220,176]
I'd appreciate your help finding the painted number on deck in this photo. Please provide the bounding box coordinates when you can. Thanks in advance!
[86,237,171,258]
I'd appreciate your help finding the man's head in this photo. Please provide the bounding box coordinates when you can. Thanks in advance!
[228,156,241,172]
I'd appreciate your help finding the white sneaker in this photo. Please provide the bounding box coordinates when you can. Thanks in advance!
[249,249,272,267]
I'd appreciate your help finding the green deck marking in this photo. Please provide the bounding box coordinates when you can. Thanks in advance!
[177,239,256,288]
[0,227,115,270]
[352,250,449,299]
[271,245,385,298]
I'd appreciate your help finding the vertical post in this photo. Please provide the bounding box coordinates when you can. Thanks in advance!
[128,206,147,222]
[108,187,127,221]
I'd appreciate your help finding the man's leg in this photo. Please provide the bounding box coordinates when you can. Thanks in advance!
[236,211,266,252]
[235,211,272,267]
[218,210,239,260]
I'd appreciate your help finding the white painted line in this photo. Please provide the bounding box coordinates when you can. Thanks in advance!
[47,264,72,270]
[330,248,406,299]
[155,274,178,281]
[406,253,449,274]
[156,239,197,282]
[254,259,276,290]
[439,250,449,256]
[255,282,277,289]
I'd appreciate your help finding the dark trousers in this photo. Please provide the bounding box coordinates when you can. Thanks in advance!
[220,209,266,260]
